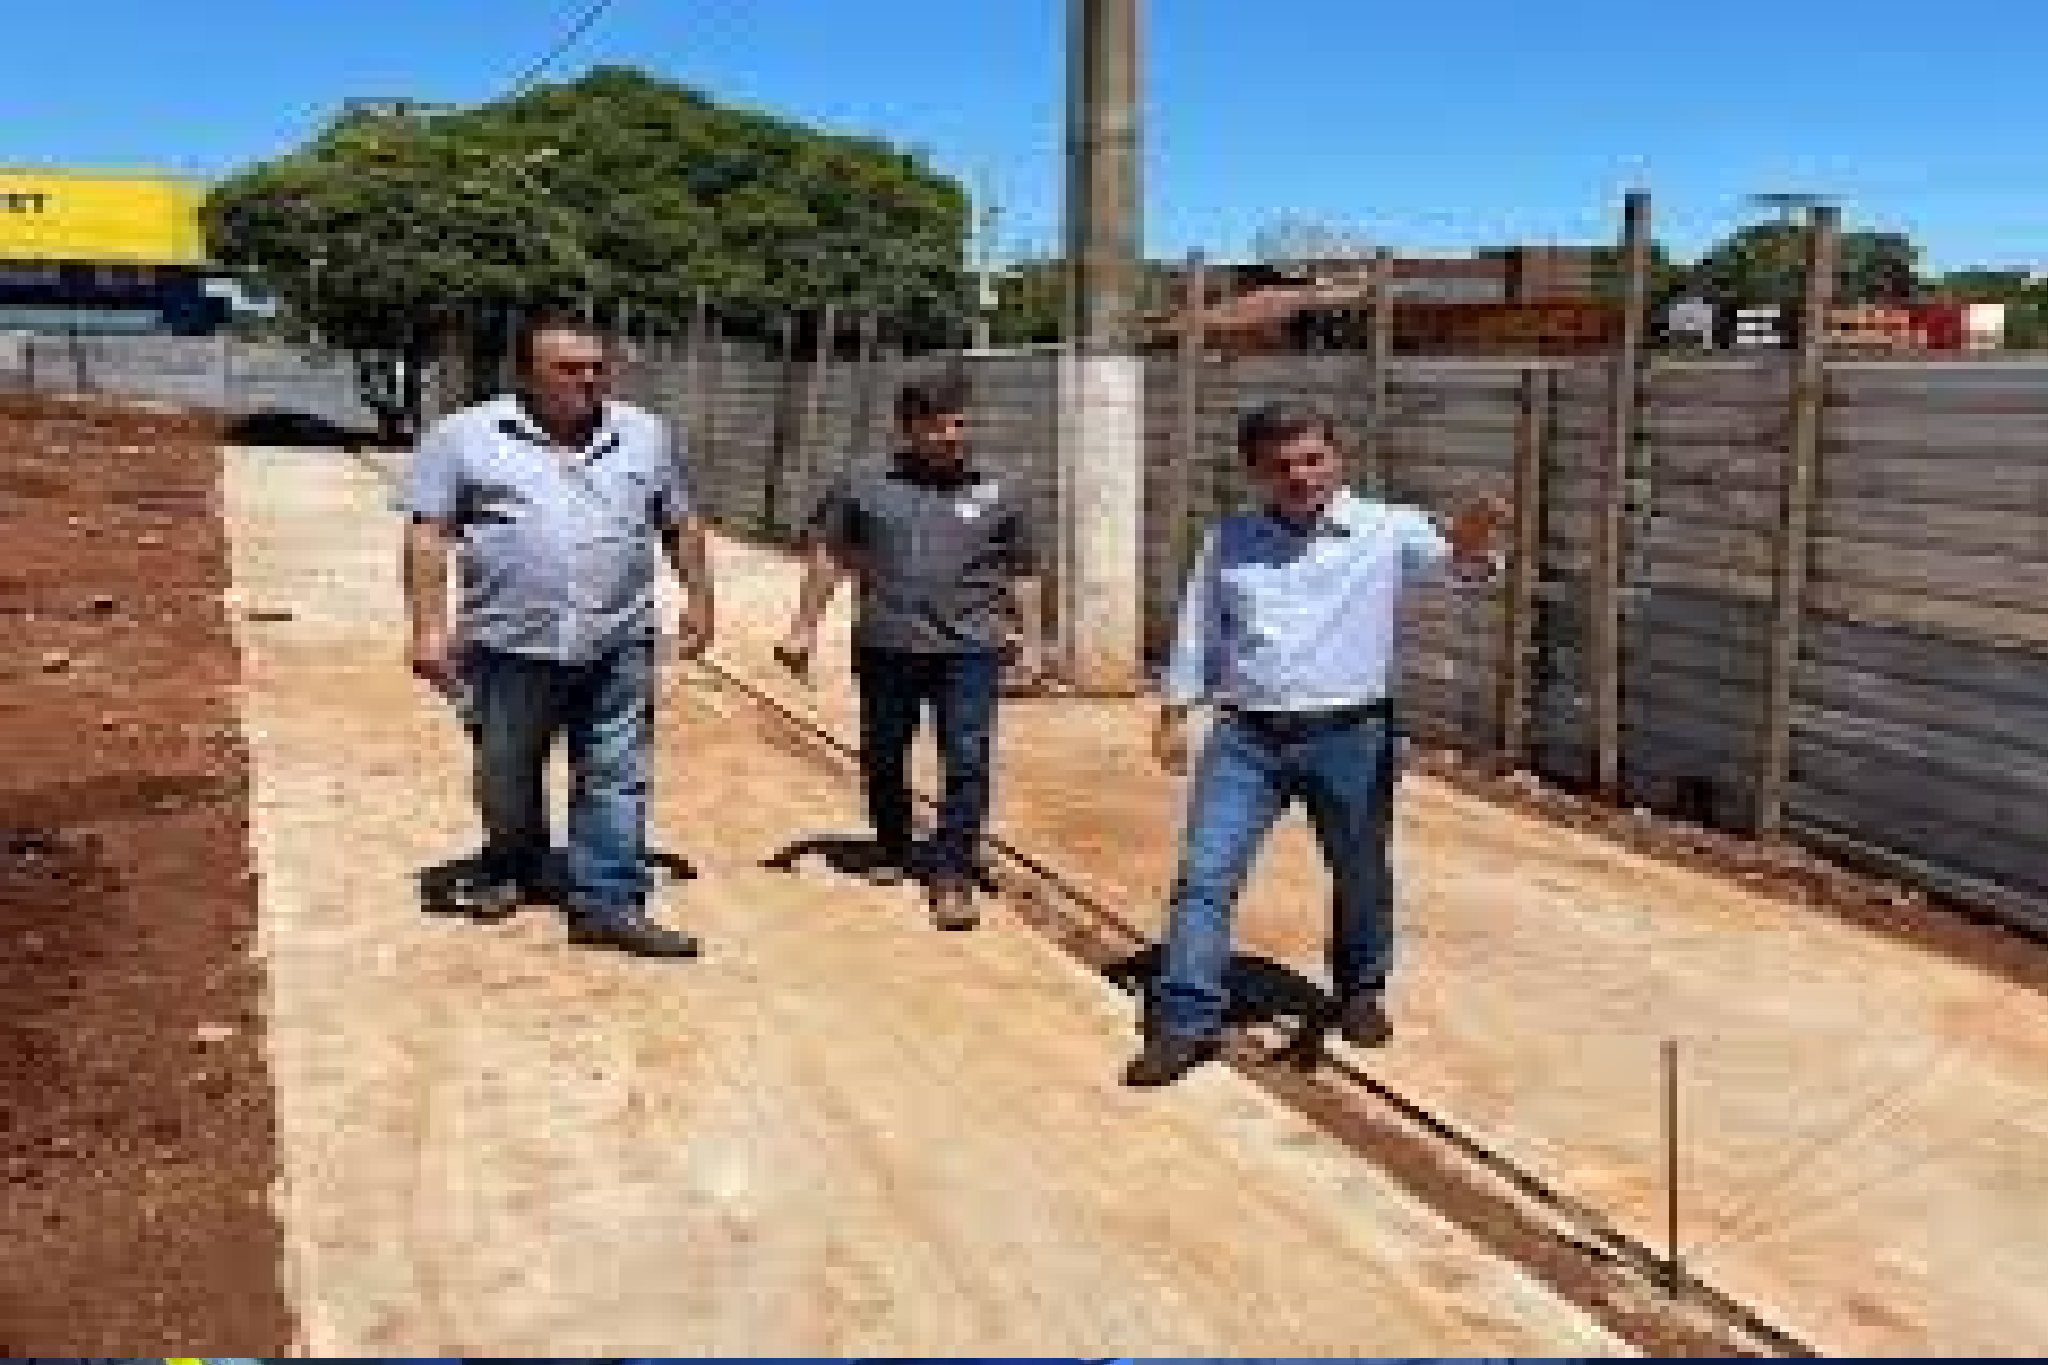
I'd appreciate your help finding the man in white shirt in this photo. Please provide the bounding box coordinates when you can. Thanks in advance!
[1127,400,1509,1086]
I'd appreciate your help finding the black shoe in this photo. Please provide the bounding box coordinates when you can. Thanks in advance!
[430,871,526,921]
[1122,1034,1222,1087]
[866,846,914,887]
[568,913,702,959]
[1335,990,1393,1048]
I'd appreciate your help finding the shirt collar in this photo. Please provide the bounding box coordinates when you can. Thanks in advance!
[495,394,620,457]
[890,452,981,488]
[1265,486,1363,538]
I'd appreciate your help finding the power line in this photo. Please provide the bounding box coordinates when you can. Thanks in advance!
[503,0,626,98]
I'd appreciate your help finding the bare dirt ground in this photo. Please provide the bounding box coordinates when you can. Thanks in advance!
[230,445,1623,1355]
[708,534,2048,1357]
[17,410,2043,1355]
[0,397,291,1353]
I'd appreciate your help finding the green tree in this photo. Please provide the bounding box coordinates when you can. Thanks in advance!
[989,256,1067,346]
[204,66,971,368]
[2009,295,2048,351]
[1690,221,1920,306]
[1934,268,2033,300]
[1587,239,1690,309]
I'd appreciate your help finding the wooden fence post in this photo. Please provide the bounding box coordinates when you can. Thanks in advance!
[763,311,799,535]
[1757,206,1840,838]
[685,289,712,454]
[1365,247,1395,495]
[848,312,881,469]
[800,302,838,517]
[1170,252,1208,600]
[1500,366,1551,765]
[1594,189,1652,799]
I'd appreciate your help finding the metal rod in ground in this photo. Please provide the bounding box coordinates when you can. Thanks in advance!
[1664,1035,1683,1295]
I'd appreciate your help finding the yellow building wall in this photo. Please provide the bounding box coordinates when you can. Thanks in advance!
[0,169,207,266]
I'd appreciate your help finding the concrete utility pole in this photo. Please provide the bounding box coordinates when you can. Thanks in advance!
[1059,0,1144,693]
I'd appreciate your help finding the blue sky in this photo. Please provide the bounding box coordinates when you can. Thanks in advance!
[3,0,2042,271]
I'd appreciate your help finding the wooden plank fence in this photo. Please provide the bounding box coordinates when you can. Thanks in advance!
[616,332,2047,935]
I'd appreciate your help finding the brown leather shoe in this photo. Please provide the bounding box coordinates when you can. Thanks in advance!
[928,875,980,931]
[1335,990,1393,1048]
[1123,1034,1222,1087]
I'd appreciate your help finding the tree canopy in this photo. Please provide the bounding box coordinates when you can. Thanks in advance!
[204,66,971,352]
[1687,221,1920,306]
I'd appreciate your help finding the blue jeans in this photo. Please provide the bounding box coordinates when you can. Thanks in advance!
[1153,708,1400,1040]
[466,639,654,923]
[853,648,1000,879]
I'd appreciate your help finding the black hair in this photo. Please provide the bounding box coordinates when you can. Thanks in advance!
[512,307,606,370]
[896,373,970,425]
[1237,400,1339,462]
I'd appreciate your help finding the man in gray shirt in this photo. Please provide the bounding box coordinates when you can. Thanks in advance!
[776,375,1044,930]
[402,310,714,958]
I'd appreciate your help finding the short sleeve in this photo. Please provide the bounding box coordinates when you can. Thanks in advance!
[400,417,464,521]
[806,474,860,550]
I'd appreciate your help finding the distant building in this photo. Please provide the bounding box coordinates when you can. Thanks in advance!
[1964,302,2007,350]
[0,168,232,335]
[1144,244,1611,355]
[1665,297,1717,348]
[340,98,457,121]
[1481,245,1605,301]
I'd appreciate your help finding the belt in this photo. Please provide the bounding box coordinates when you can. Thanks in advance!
[1223,699,1392,737]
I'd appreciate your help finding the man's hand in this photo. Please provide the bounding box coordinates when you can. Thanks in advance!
[772,628,815,683]
[1447,491,1513,567]
[409,624,458,689]
[1153,706,1194,777]
[675,601,715,660]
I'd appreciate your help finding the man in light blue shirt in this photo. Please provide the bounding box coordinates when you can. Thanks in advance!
[1127,401,1508,1086]
[403,310,714,958]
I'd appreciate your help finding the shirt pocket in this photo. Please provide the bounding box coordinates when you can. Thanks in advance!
[460,478,527,526]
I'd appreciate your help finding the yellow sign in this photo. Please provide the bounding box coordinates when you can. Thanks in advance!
[0,169,207,266]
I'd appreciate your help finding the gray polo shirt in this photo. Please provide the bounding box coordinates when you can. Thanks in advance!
[808,457,1037,654]
[401,394,691,664]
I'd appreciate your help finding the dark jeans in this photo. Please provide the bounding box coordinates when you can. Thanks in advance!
[1153,707,1400,1040]
[853,647,1001,880]
[466,639,654,923]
